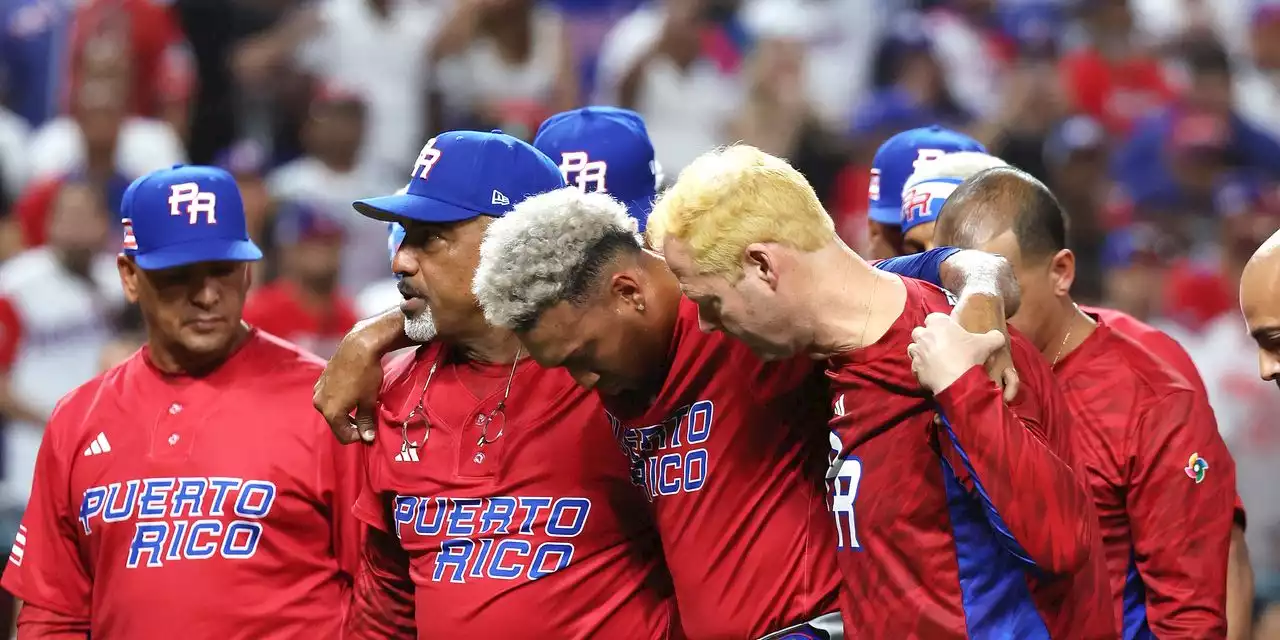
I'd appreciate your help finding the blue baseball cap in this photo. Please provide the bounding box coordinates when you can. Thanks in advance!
[352,130,565,224]
[900,177,963,235]
[121,165,263,270]
[274,200,345,245]
[534,107,661,230]
[868,126,986,225]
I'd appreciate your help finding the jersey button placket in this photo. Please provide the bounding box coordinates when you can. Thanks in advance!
[153,400,195,459]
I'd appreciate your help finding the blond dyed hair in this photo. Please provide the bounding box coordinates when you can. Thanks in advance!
[646,144,835,278]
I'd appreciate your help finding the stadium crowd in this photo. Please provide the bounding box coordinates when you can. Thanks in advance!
[0,0,1278,637]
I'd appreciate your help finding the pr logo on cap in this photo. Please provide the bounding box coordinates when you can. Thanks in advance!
[168,182,218,224]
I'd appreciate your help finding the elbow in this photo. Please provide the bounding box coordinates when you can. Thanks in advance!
[993,256,1021,317]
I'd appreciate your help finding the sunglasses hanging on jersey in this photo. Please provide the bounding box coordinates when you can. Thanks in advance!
[397,346,523,458]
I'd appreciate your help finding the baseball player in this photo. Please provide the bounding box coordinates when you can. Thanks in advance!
[468,185,1026,639]
[329,131,677,638]
[3,166,362,638]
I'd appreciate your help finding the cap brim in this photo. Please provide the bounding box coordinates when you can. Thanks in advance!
[133,238,263,270]
[868,204,903,226]
[352,193,479,224]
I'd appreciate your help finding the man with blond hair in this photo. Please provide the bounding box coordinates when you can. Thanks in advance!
[467,184,1022,639]
[898,151,1009,254]
[647,144,1116,639]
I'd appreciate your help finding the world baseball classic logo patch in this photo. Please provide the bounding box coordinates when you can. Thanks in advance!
[1184,453,1209,484]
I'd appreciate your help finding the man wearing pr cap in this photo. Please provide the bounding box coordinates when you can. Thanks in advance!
[2,165,363,639]
[534,106,662,231]
[314,131,678,639]
[866,125,986,259]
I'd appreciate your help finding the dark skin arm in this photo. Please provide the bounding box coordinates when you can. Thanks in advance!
[940,250,1021,402]
[313,309,413,444]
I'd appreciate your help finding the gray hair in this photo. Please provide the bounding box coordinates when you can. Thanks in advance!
[473,187,643,331]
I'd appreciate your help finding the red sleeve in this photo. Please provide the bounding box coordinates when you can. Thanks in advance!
[14,602,90,639]
[319,424,365,578]
[0,297,24,370]
[344,521,417,638]
[933,366,1095,576]
[1127,389,1233,637]
[0,402,92,620]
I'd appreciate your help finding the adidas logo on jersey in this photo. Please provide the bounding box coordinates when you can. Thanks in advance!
[833,394,846,418]
[394,443,420,463]
[83,432,112,457]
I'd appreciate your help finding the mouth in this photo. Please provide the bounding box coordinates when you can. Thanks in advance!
[398,282,427,314]
[185,316,227,332]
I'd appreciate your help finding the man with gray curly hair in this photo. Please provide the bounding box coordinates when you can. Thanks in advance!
[471,184,1022,640]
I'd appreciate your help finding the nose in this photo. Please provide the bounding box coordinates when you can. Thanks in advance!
[191,275,221,309]
[1259,349,1280,383]
[391,245,417,277]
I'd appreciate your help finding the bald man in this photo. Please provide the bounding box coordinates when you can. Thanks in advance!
[934,167,1250,640]
[1241,229,1280,388]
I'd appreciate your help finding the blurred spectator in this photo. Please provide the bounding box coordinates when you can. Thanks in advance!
[1114,41,1280,225]
[355,220,403,320]
[25,51,185,185]
[1130,0,1249,56]
[215,139,274,248]
[66,0,196,139]
[729,1,846,205]
[1059,0,1173,136]
[0,0,75,127]
[0,179,122,527]
[243,202,358,359]
[1234,2,1280,140]
[852,14,971,144]
[434,0,580,140]
[923,0,1008,120]
[1043,114,1111,302]
[267,84,398,293]
[0,104,29,211]
[291,0,448,179]
[783,0,893,128]
[973,44,1067,184]
[596,0,743,173]
[97,302,144,373]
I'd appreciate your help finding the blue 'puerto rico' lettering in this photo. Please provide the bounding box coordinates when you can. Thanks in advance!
[611,399,714,499]
[78,477,278,569]
[394,495,591,584]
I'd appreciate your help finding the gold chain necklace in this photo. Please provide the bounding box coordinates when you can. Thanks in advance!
[399,345,523,456]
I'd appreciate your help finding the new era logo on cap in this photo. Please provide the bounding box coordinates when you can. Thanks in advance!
[353,130,565,225]
[120,165,262,270]
[534,107,659,230]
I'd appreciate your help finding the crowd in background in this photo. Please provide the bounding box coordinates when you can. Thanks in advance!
[0,0,1279,632]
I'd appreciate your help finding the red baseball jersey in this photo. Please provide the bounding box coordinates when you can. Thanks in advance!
[1055,313,1236,639]
[826,276,1114,639]
[1084,305,1247,530]
[346,343,678,639]
[1,330,362,639]
[600,296,839,638]
[243,281,360,360]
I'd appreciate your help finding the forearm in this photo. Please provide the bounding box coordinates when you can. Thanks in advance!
[351,309,415,357]
[933,367,1092,574]
[939,250,1021,317]
[1228,526,1254,640]
[15,601,89,639]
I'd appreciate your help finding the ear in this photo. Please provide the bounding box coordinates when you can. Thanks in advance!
[743,243,779,291]
[1048,249,1075,297]
[116,254,140,304]
[609,269,646,312]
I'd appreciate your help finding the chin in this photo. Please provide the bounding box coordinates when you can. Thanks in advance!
[178,331,239,357]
